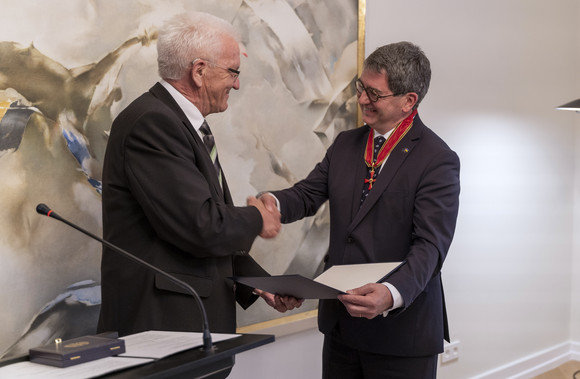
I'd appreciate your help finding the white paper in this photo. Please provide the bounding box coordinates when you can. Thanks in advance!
[314,262,403,292]
[0,356,153,379]
[0,331,240,378]
[120,330,240,359]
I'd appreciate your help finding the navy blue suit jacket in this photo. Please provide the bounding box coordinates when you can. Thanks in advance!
[272,115,460,356]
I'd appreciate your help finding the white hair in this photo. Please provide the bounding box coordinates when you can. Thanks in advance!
[157,12,238,80]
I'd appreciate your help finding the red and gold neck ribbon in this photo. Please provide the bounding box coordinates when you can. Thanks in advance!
[364,109,417,190]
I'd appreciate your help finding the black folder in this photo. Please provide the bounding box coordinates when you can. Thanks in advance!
[233,261,405,299]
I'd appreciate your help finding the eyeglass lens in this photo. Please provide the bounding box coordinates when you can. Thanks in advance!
[356,80,379,102]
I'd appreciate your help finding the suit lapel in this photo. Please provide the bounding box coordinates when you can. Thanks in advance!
[149,83,229,202]
[347,118,423,233]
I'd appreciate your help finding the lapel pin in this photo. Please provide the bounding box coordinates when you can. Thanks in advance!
[402,147,409,153]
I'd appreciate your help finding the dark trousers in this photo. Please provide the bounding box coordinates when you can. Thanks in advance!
[322,332,438,379]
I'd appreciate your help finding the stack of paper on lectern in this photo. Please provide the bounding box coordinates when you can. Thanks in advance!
[0,331,241,378]
[233,261,404,299]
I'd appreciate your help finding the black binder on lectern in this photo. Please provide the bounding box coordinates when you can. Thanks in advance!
[107,333,274,379]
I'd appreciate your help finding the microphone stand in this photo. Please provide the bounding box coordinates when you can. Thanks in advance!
[35,203,214,352]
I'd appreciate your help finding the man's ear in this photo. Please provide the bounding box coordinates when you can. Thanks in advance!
[401,92,419,113]
[191,59,206,87]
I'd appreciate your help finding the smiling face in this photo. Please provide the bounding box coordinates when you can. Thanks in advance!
[357,68,417,135]
[202,35,240,116]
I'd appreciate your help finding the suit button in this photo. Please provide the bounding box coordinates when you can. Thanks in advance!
[347,237,353,243]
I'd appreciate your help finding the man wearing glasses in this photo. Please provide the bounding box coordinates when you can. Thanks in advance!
[260,42,460,378]
[98,11,300,361]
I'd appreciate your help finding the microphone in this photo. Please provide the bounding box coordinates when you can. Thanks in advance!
[36,203,214,351]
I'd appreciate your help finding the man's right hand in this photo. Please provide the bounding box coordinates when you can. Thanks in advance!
[247,195,281,238]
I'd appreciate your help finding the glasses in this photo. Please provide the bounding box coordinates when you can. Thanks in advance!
[355,79,398,102]
[192,58,240,80]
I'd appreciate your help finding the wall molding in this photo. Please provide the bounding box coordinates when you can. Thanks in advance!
[236,310,318,338]
[472,341,580,379]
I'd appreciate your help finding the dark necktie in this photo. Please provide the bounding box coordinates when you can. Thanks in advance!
[199,120,222,186]
[360,136,386,205]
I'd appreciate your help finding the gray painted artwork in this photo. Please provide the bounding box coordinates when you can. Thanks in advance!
[0,0,357,358]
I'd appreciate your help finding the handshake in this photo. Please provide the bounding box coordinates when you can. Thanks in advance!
[246,193,280,239]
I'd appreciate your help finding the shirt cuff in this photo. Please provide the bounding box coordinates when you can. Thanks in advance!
[257,191,281,212]
[381,282,403,317]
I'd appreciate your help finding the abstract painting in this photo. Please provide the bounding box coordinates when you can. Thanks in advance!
[0,0,358,358]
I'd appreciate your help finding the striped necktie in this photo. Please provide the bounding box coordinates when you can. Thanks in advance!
[199,120,222,186]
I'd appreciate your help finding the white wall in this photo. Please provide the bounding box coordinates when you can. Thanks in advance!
[570,1,580,347]
[233,1,580,378]
[229,328,323,379]
[367,1,579,378]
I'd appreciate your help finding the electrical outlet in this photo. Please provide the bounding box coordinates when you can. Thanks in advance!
[440,340,460,363]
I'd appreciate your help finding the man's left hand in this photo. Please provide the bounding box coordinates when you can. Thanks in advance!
[254,289,304,313]
[338,283,393,319]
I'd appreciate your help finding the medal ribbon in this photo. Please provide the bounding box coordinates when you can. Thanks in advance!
[364,109,417,189]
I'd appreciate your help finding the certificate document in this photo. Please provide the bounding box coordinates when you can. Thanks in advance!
[233,261,405,299]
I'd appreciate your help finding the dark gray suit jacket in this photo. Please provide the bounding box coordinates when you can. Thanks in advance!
[272,115,460,356]
[98,83,268,336]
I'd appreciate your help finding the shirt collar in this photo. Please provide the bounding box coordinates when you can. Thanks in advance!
[373,127,395,140]
[160,80,205,131]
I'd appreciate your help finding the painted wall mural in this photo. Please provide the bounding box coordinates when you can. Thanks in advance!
[0,0,358,358]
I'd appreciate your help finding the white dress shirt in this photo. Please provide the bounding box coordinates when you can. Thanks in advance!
[160,80,205,139]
